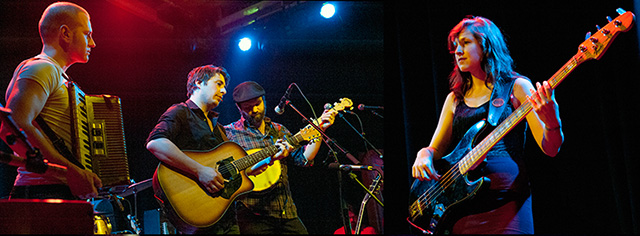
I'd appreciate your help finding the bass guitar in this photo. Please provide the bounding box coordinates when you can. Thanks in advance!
[407,9,635,234]
[248,97,353,192]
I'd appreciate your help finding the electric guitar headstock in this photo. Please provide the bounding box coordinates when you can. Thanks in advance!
[327,98,353,113]
[296,98,353,144]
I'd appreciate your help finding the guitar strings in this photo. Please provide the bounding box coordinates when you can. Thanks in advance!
[410,37,596,219]
[411,101,538,216]
[213,126,311,179]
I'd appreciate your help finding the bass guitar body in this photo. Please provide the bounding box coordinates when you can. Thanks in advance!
[408,120,491,234]
[153,142,253,233]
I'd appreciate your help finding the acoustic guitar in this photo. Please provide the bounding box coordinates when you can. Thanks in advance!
[153,98,352,232]
[248,97,353,192]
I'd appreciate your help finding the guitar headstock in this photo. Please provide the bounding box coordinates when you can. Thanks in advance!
[329,98,353,112]
[579,8,635,61]
[297,125,322,143]
[294,98,353,144]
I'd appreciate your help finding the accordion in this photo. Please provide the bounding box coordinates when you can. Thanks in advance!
[68,82,130,187]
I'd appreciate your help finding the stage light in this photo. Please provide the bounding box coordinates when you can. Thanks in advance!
[320,2,336,19]
[238,37,252,51]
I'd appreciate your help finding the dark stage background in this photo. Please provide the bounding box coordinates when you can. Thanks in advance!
[388,0,640,235]
[0,1,383,234]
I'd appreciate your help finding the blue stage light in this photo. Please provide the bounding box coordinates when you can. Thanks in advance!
[238,37,252,51]
[320,3,335,19]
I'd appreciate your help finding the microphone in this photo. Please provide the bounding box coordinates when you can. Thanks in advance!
[275,83,295,115]
[328,162,374,171]
[357,104,384,110]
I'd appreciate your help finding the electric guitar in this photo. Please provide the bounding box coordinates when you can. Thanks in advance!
[248,97,353,192]
[355,173,382,234]
[407,9,635,234]
[153,98,351,233]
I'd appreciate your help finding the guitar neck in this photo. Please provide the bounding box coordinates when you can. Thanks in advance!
[458,54,585,174]
[231,98,350,171]
[231,131,306,171]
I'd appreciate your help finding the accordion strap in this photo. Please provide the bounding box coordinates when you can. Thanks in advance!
[35,115,84,169]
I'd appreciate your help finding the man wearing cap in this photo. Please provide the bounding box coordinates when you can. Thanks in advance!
[146,64,240,234]
[224,81,337,234]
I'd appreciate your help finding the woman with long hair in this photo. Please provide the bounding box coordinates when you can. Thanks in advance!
[411,16,564,234]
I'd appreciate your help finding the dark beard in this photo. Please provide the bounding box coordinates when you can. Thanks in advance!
[243,111,264,127]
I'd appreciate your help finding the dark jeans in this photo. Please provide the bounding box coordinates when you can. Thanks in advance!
[193,208,241,235]
[9,184,76,200]
[237,203,308,234]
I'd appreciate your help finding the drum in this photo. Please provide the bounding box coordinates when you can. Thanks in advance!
[94,214,112,235]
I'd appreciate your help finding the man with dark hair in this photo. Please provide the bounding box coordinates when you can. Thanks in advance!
[146,64,239,234]
[0,2,101,200]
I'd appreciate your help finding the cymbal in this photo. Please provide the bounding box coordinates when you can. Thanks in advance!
[120,178,152,197]
[98,178,152,197]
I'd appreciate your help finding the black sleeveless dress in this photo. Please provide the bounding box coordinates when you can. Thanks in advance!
[448,94,534,234]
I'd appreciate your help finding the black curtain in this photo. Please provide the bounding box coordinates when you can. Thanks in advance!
[387,1,640,234]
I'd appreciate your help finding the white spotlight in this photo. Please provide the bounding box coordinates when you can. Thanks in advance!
[320,3,336,19]
[238,37,252,51]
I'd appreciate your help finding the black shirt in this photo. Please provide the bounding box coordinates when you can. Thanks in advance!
[146,99,237,234]
[146,99,226,150]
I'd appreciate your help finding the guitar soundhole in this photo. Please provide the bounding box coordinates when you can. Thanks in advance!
[210,157,242,199]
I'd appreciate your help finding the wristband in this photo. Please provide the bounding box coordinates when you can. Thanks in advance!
[545,125,561,131]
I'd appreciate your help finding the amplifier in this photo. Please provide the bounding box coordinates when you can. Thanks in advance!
[0,199,93,234]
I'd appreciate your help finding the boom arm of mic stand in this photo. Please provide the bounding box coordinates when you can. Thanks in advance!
[0,106,48,173]
[285,101,356,234]
[337,112,383,159]
[285,102,360,164]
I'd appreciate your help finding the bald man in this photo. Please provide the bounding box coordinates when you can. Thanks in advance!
[1,2,101,200]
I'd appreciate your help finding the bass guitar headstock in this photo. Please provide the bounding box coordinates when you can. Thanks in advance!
[579,8,635,61]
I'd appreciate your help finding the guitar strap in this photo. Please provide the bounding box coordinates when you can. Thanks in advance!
[487,78,516,126]
[216,123,229,142]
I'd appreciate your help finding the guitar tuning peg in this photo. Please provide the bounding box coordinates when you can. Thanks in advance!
[585,31,592,40]
[616,8,626,15]
[607,16,613,22]
[596,25,601,30]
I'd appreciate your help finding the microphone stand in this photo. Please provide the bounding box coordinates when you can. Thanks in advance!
[337,112,383,159]
[284,100,359,164]
[0,106,48,174]
[283,100,355,234]
[333,109,384,234]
